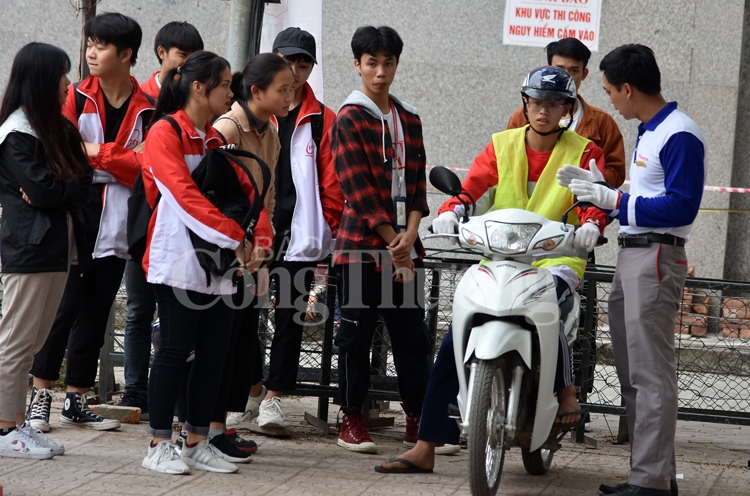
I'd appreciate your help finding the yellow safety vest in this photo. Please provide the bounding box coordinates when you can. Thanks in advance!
[491,126,590,279]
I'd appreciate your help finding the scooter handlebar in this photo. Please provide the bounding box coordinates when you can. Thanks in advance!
[427,224,459,234]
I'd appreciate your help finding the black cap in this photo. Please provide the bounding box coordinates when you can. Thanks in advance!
[272,27,317,64]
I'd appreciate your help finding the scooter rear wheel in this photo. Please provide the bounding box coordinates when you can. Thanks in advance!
[467,358,508,496]
[521,447,554,475]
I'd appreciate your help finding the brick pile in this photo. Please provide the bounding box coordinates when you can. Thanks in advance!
[719,297,750,339]
[675,266,709,337]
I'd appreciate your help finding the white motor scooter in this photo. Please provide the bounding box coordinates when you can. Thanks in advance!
[425,166,604,496]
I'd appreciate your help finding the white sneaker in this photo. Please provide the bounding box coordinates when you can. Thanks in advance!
[227,386,267,426]
[257,397,285,428]
[21,422,64,455]
[0,426,54,459]
[181,440,238,473]
[142,440,191,474]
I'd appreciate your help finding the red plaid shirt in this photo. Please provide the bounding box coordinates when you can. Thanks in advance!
[332,98,429,265]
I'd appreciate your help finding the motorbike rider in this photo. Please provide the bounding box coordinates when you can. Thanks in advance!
[376,66,607,474]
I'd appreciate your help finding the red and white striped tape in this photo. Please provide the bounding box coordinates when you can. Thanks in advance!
[425,165,750,194]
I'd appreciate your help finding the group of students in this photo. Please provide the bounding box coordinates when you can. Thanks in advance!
[0,11,704,496]
[0,12,338,471]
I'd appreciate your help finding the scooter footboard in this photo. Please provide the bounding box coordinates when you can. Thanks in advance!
[464,320,532,369]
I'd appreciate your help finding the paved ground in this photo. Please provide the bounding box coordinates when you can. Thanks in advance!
[1,392,749,496]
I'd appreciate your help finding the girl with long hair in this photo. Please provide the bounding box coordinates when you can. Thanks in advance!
[140,50,272,475]
[0,42,92,459]
[207,53,293,453]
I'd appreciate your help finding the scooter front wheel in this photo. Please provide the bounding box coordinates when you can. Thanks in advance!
[521,447,554,475]
[467,358,508,496]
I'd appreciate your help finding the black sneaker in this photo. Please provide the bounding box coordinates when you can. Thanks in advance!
[26,386,53,433]
[224,428,258,454]
[60,391,121,431]
[208,432,252,463]
[118,391,149,421]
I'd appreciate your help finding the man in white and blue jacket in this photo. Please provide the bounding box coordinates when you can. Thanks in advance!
[558,44,705,496]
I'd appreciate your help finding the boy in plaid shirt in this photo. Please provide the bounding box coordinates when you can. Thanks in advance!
[331,25,431,454]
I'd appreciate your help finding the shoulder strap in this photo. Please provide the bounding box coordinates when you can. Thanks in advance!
[74,82,86,120]
[213,148,271,239]
[163,115,182,142]
[309,101,325,152]
[214,116,243,144]
[141,93,156,129]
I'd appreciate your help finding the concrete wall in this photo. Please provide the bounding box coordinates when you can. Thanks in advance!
[0,0,745,279]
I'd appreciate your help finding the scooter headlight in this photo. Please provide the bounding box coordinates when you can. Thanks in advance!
[485,222,540,255]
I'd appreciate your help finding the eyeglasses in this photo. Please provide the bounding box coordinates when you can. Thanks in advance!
[526,101,567,113]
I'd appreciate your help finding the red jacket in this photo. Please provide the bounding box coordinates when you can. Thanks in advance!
[62,75,154,259]
[142,109,273,294]
[332,92,429,265]
[140,70,161,100]
[270,82,344,262]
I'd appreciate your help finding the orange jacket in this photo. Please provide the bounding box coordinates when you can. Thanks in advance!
[507,95,626,187]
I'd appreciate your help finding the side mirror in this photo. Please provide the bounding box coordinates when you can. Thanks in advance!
[561,199,596,229]
[429,166,462,197]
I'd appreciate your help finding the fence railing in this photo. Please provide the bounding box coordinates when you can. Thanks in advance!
[100,258,750,430]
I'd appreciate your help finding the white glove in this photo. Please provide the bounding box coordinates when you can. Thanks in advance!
[432,211,460,246]
[432,211,459,234]
[574,222,600,252]
[569,179,620,211]
[557,159,605,187]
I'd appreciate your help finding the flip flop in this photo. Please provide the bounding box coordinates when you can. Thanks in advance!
[374,457,434,474]
[554,409,586,424]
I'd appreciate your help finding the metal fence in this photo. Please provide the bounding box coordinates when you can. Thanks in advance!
[101,257,750,429]
[576,266,750,428]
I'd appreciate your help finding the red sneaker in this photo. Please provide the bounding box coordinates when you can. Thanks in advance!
[404,415,420,445]
[337,414,377,453]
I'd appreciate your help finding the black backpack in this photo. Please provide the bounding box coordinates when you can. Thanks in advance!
[126,116,271,286]
[189,146,271,286]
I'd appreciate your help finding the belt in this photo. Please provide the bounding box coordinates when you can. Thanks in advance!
[617,233,686,248]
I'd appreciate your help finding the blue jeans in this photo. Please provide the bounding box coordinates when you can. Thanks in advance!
[123,260,156,400]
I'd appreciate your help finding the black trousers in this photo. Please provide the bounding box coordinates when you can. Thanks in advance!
[211,274,264,422]
[148,284,234,437]
[30,256,126,387]
[264,260,317,392]
[335,261,431,417]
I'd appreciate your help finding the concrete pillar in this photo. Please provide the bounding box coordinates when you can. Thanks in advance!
[226,0,254,73]
[725,0,750,282]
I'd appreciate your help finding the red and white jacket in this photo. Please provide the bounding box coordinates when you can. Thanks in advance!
[142,109,274,295]
[270,82,343,262]
[140,70,161,100]
[62,75,154,259]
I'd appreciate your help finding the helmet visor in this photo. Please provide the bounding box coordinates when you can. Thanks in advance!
[522,88,573,102]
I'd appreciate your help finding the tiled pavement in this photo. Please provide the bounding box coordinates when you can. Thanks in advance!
[1,393,749,496]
